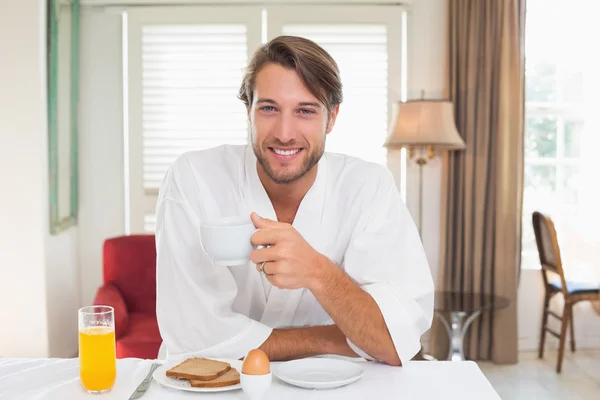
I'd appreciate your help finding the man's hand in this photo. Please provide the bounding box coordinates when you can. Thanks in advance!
[249,212,324,290]
[249,212,401,366]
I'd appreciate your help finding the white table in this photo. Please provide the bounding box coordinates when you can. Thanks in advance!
[0,357,500,399]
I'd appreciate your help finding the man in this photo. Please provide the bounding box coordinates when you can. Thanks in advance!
[155,36,434,366]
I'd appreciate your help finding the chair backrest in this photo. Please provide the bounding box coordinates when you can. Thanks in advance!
[103,235,156,314]
[531,211,567,290]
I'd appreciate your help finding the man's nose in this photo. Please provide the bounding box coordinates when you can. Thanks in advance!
[273,113,296,143]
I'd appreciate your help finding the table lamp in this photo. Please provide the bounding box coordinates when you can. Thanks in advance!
[384,99,465,236]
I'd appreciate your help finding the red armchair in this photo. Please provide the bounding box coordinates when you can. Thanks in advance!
[93,235,162,359]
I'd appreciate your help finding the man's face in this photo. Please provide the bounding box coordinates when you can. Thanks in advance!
[249,63,339,185]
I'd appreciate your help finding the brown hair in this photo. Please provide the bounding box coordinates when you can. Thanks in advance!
[238,36,343,113]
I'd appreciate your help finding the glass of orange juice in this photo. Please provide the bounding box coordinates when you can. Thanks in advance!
[78,306,117,394]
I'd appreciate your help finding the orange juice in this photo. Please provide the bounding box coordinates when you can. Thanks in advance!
[79,326,116,392]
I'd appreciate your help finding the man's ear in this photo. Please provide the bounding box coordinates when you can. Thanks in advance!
[326,104,340,134]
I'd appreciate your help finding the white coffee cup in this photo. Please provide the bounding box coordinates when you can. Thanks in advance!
[199,216,257,266]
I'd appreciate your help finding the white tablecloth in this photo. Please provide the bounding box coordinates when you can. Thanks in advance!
[0,357,500,399]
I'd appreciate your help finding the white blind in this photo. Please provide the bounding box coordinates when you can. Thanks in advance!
[282,24,388,165]
[141,25,249,191]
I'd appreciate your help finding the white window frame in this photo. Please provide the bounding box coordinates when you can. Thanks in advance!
[126,6,262,233]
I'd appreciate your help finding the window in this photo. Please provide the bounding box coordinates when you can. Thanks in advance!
[522,0,600,278]
[140,24,251,191]
[126,5,405,233]
[126,7,262,232]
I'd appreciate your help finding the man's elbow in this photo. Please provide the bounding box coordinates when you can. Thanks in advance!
[381,350,402,367]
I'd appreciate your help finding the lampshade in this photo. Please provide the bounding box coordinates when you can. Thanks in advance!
[384,100,465,150]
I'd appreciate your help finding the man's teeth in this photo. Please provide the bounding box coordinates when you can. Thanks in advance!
[273,148,300,156]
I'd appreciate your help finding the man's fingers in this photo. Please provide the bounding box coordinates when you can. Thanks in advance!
[254,261,299,290]
[251,228,284,246]
[255,260,283,275]
[250,212,278,229]
[249,246,280,264]
[263,269,296,289]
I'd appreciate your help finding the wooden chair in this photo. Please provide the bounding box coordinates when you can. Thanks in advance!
[532,211,600,373]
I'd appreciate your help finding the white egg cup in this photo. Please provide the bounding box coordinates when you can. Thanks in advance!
[240,372,272,399]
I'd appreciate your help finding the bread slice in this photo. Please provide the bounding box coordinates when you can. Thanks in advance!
[190,368,240,388]
[166,358,231,381]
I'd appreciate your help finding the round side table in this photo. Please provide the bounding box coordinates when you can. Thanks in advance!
[434,291,511,361]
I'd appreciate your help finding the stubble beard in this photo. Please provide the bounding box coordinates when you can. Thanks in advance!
[252,137,325,184]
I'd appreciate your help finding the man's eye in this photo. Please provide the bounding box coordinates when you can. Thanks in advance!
[260,106,276,112]
[298,109,315,115]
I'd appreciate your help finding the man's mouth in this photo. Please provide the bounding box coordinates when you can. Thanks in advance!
[269,147,303,160]
[272,148,301,156]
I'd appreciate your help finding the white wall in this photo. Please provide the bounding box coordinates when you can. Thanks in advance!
[0,0,79,358]
[401,0,447,352]
[78,9,126,308]
[0,0,49,357]
[45,230,80,357]
[405,0,446,288]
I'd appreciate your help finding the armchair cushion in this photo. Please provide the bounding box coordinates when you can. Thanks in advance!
[115,313,162,359]
[93,282,129,339]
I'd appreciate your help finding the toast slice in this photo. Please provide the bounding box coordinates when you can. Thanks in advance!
[166,358,231,381]
[190,368,240,388]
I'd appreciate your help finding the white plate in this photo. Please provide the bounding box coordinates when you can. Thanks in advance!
[152,358,242,393]
[272,358,364,390]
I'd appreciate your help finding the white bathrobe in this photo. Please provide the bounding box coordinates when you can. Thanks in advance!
[155,144,434,363]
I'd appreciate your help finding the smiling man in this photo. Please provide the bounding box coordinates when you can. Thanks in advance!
[155,36,434,366]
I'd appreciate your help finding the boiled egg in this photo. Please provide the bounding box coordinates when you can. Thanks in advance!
[242,349,270,375]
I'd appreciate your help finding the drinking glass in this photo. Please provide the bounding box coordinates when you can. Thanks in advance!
[78,306,117,393]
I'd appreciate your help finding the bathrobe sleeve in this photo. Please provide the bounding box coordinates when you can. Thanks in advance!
[154,158,272,362]
[343,169,435,364]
